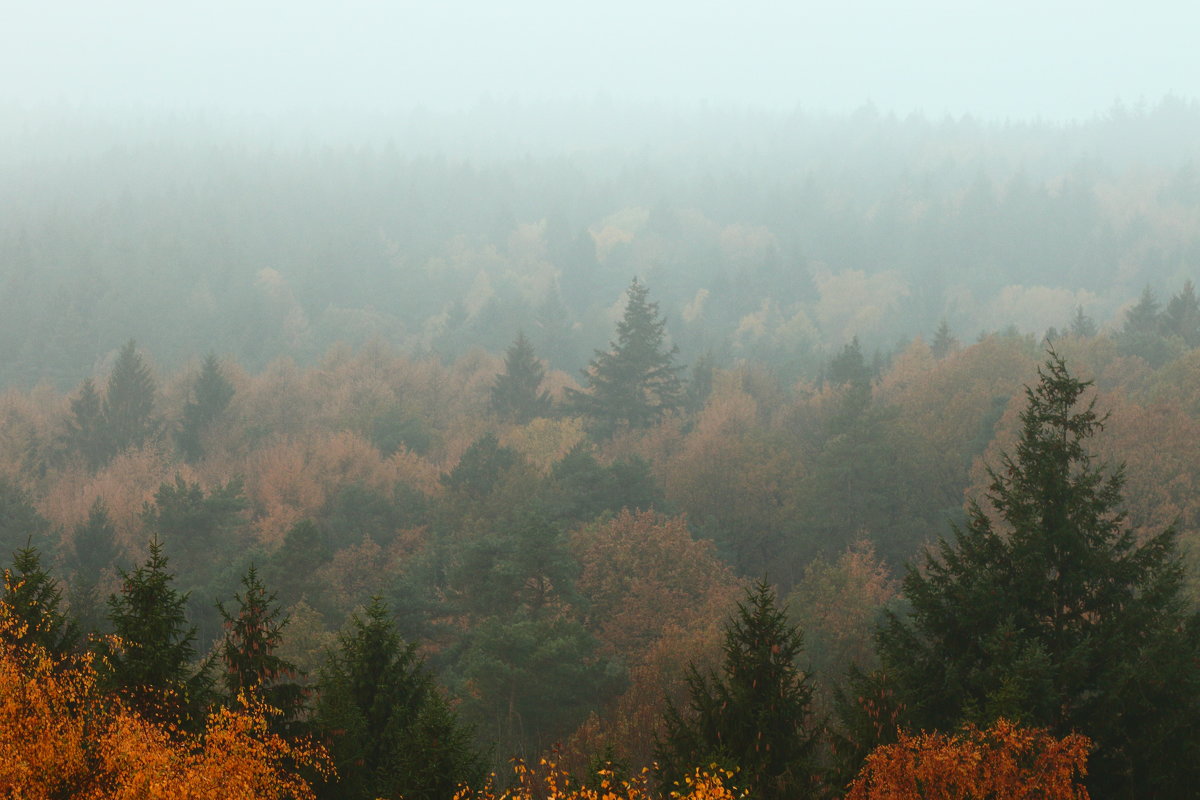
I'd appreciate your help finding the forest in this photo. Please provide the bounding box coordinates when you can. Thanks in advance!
[2,102,1200,798]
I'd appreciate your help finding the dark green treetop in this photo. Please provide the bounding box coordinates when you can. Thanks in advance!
[876,352,1200,797]
[106,537,213,728]
[314,597,484,800]
[103,340,158,456]
[490,331,553,424]
[1,544,78,655]
[176,353,236,463]
[218,564,305,729]
[568,278,684,437]
[657,580,819,800]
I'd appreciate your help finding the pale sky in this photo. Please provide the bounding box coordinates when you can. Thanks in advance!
[2,0,1196,122]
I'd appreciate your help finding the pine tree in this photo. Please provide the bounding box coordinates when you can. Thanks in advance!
[65,377,108,469]
[218,564,305,730]
[71,497,120,580]
[1,544,78,655]
[176,353,235,463]
[1164,279,1200,347]
[931,320,958,359]
[103,340,158,456]
[876,352,1200,797]
[657,581,818,800]
[314,597,484,800]
[568,278,684,437]
[490,332,553,424]
[0,477,51,556]
[106,537,213,728]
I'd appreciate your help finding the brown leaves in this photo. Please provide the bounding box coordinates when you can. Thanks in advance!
[846,719,1091,800]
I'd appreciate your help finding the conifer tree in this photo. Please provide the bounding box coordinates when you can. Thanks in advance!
[490,331,553,424]
[65,377,107,469]
[931,320,958,359]
[103,339,158,456]
[568,278,684,437]
[71,497,120,579]
[106,537,213,728]
[0,477,51,556]
[876,352,1200,797]
[177,353,235,463]
[1,544,78,655]
[314,597,484,800]
[218,564,305,729]
[1164,279,1200,347]
[657,581,818,800]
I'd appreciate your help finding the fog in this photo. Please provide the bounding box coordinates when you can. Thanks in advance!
[5,1,1195,122]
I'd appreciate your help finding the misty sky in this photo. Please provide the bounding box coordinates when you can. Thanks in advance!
[2,1,1196,122]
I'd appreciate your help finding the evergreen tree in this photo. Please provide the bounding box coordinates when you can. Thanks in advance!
[65,377,108,469]
[568,278,684,437]
[876,353,1200,797]
[218,564,305,729]
[930,320,958,359]
[71,497,120,580]
[1,544,78,655]
[1117,286,1175,366]
[657,581,818,800]
[103,339,158,456]
[176,353,235,463]
[1067,305,1097,338]
[1163,279,1200,347]
[0,477,51,556]
[106,537,213,727]
[314,597,484,800]
[439,433,519,501]
[490,331,553,424]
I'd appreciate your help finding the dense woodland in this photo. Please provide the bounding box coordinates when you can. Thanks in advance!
[3,103,1200,797]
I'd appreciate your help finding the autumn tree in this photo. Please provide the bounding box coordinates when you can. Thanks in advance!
[846,719,1091,800]
[103,339,159,457]
[876,353,1200,797]
[177,353,236,463]
[105,537,213,728]
[490,331,553,424]
[568,278,684,437]
[313,597,484,800]
[218,564,305,729]
[657,580,818,800]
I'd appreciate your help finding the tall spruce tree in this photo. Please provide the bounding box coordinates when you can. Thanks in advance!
[106,537,213,728]
[490,331,553,424]
[218,564,305,730]
[314,597,484,800]
[568,278,684,437]
[876,352,1200,798]
[1,544,78,655]
[657,581,818,800]
[176,353,235,463]
[65,377,108,469]
[103,340,158,456]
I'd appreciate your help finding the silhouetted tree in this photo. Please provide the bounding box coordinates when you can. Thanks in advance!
[568,278,684,437]
[490,331,552,424]
[176,353,235,463]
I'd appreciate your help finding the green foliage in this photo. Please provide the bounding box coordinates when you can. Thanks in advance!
[103,339,159,456]
[218,564,305,729]
[263,519,332,612]
[1,544,78,655]
[0,477,51,556]
[70,497,120,579]
[105,537,213,728]
[876,352,1200,797]
[65,377,107,469]
[440,433,520,501]
[176,353,235,463]
[490,331,553,424]
[568,278,684,437]
[657,581,818,800]
[315,597,484,800]
[548,444,663,524]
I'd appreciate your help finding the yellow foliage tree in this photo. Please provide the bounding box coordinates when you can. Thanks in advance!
[846,719,1091,800]
[455,756,744,800]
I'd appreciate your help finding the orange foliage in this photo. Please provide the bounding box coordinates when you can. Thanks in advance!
[455,757,743,800]
[0,603,330,799]
[570,510,739,664]
[846,720,1091,800]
